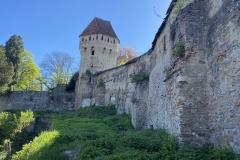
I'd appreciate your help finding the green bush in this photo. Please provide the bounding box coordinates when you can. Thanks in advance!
[85,69,91,75]
[65,71,79,92]
[131,96,137,103]
[131,71,149,85]
[173,39,185,58]
[97,78,104,88]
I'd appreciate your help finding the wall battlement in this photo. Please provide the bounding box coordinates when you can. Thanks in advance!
[76,0,240,153]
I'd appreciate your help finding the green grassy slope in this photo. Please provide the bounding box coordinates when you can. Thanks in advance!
[10,105,238,160]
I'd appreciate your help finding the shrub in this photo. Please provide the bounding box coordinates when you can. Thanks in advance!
[86,69,91,75]
[131,71,149,85]
[131,96,137,103]
[97,78,104,88]
[173,39,185,58]
[66,72,79,92]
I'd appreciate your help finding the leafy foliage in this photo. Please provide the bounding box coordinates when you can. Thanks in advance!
[66,72,79,92]
[131,71,149,85]
[12,131,61,160]
[173,39,185,58]
[5,35,24,86]
[0,45,14,89]
[97,78,104,88]
[14,50,41,91]
[85,69,91,75]
[0,110,35,156]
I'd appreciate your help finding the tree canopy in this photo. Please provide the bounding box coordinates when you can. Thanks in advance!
[14,50,41,91]
[0,45,14,89]
[65,71,79,92]
[40,51,76,90]
[5,35,24,86]
[0,35,41,92]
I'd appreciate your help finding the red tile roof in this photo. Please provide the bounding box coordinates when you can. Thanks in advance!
[80,17,118,39]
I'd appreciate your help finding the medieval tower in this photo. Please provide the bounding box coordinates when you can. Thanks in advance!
[78,17,120,75]
[75,17,120,108]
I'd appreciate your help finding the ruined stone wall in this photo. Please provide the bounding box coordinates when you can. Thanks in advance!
[0,91,74,112]
[76,0,240,153]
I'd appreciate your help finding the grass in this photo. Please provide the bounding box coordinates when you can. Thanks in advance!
[6,105,239,160]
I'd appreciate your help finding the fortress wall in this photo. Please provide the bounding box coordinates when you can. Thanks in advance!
[0,91,74,112]
[206,0,240,153]
[76,0,240,153]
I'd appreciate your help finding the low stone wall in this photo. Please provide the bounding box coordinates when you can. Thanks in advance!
[0,91,74,112]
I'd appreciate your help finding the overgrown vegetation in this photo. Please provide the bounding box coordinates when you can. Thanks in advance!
[66,71,79,92]
[173,0,190,15]
[0,110,35,159]
[173,39,185,58]
[131,96,137,103]
[97,78,104,88]
[131,71,149,85]
[85,69,91,75]
[0,106,239,160]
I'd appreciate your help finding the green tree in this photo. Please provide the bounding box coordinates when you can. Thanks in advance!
[5,35,24,88]
[14,50,41,91]
[40,51,76,89]
[0,45,14,90]
[66,71,79,92]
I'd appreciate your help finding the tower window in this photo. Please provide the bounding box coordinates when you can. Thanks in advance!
[108,38,109,42]
[109,49,112,54]
[93,38,94,40]
[113,39,115,44]
[103,47,106,53]
[82,38,84,41]
[91,46,95,55]
[96,35,98,40]
[89,36,91,41]
[101,36,103,40]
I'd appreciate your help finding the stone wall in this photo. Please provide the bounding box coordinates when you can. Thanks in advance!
[0,91,74,112]
[206,0,240,153]
[76,0,240,153]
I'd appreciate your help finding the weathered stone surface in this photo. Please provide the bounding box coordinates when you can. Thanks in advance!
[78,0,240,154]
[0,91,74,111]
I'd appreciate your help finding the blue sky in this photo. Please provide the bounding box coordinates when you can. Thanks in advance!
[0,0,171,66]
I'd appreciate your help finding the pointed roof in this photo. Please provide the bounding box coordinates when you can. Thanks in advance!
[80,17,118,39]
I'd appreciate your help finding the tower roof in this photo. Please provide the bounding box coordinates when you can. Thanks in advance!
[80,17,118,39]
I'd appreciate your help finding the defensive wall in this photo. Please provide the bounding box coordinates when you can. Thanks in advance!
[76,0,240,153]
[0,91,74,112]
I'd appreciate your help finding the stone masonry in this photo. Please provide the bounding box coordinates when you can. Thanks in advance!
[0,91,74,112]
[65,0,240,154]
